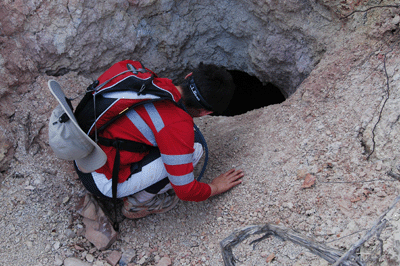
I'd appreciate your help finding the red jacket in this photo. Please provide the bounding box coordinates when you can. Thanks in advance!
[96,77,211,201]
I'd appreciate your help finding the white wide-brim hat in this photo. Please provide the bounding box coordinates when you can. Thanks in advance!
[48,80,107,172]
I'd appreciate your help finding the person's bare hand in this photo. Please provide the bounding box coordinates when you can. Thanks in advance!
[209,169,243,197]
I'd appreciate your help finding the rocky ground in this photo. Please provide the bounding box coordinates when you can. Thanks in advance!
[2,3,400,266]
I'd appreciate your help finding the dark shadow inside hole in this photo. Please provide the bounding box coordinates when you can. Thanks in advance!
[213,70,286,116]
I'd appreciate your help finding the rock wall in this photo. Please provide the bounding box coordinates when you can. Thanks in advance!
[0,0,335,95]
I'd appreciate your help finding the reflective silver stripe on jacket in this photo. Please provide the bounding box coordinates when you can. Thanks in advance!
[125,102,165,146]
[144,103,165,132]
[161,153,193,166]
[126,109,157,146]
[161,153,195,186]
[167,172,195,186]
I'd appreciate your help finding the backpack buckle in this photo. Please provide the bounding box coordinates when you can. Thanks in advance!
[127,63,138,74]
[86,80,99,92]
[138,84,146,95]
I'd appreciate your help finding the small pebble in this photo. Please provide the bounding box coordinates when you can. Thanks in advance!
[86,253,95,263]
[157,257,172,266]
[53,241,60,250]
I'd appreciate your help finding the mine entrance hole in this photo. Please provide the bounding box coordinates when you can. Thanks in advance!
[215,70,286,116]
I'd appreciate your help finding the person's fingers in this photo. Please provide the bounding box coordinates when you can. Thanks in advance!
[226,169,242,176]
[227,175,242,183]
[226,172,243,184]
[224,168,236,176]
[227,179,242,190]
[227,170,243,180]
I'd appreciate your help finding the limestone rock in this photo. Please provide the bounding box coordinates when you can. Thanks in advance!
[119,249,136,266]
[64,257,91,266]
[156,257,172,266]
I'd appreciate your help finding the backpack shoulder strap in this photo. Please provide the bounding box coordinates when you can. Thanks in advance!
[96,136,154,154]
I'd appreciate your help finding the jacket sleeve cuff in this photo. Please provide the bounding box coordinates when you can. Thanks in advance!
[171,181,211,202]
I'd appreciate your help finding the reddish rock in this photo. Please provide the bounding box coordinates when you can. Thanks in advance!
[78,194,118,250]
[266,253,275,263]
[301,173,316,189]
[83,217,118,250]
[106,250,122,266]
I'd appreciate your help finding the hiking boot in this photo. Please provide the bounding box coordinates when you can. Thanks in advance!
[122,189,179,219]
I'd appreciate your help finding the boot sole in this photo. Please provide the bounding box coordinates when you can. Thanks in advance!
[122,196,179,219]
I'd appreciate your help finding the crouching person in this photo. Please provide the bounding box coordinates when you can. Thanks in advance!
[73,62,244,219]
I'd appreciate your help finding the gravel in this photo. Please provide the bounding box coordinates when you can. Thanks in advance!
[2,8,400,266]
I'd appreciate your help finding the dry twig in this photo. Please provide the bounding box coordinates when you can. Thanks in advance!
[340,5,400,19]
[332,195,400,266]
[220,224,359,266]
[221,195,400,266]
[366,52,390,160]
[387,171,400,181]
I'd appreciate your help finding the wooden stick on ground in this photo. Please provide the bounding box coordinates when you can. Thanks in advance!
[220,195,400,266]
[220,224,360,266]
